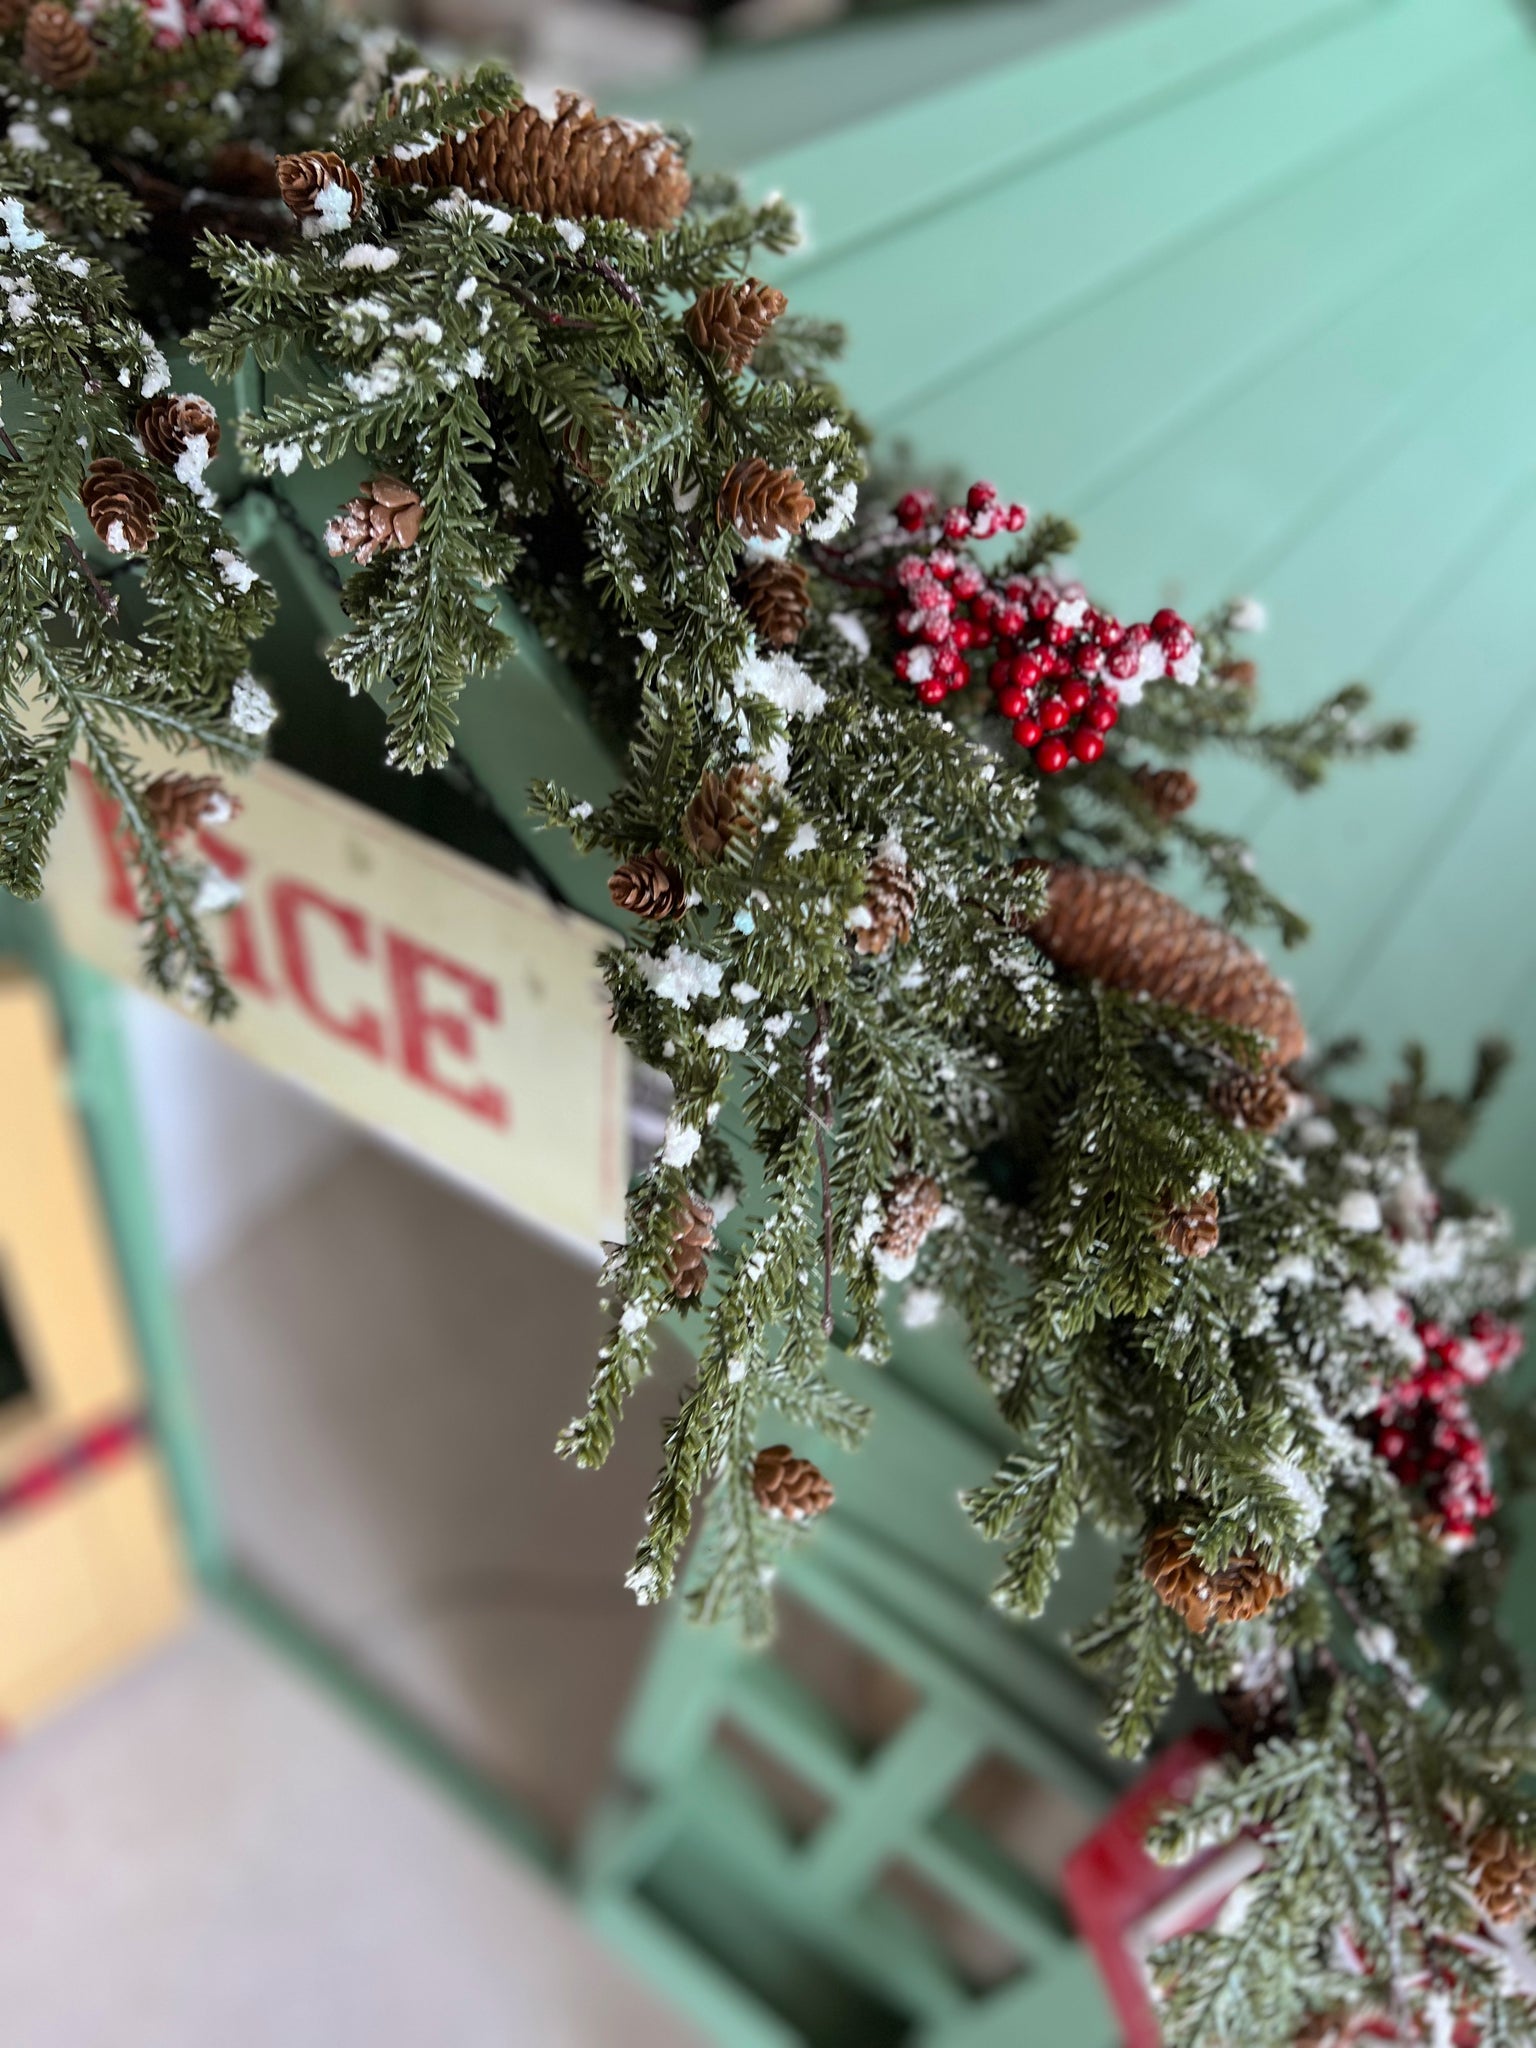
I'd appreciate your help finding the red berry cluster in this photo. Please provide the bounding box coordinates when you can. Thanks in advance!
[141,0,275,49]
[887,483,1199,774]
[1367,1312,1524,1551]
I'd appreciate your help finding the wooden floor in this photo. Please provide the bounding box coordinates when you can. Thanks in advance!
[658,0,1536,1227]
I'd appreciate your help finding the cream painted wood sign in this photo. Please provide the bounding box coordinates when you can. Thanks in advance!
[47,762,629,1253]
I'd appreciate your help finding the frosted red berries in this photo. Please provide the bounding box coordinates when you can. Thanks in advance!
[1367,1313,1524,1551]
[887,483,1200,773]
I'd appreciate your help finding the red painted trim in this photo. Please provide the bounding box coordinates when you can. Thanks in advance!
[0,1411,146,1523]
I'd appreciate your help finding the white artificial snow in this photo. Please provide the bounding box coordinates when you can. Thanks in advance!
[193,864,244,916]
[454,276,479,304]
[54,252,88,278]
[735,647,826,720]
[762,1012,796,1041]
[704,1016,749,1052]
[637,944,724,1010]
[741,531,791,563]
[905,645,935,684]
[712,1185,738,1223]
[261,440,302,475]
[0,197,43,252]
[1054,596,1088,630]
[805,476,858,542]
[173,432,216,508]
[755,732,791,785]
[7,121,46,153]
[901,1286,944,1329]
[1263,1252,1316,1292]
[637,629,658,653]
[1229,595,1268,634]
[1170,644,1203,686]
[432,191,514,235]
[569,801,593,820]
[6,289,35,324]
[1294,1115,1338,1152]
[391,135,439,161]
[394,315,444,345]
[660,1114,702,1168]
[733,908,755,935]
[829,610,870,657]
[619,1303,649,1336]
[551,217,586,252]
[212,549,258,593]
[872,1245,919,1283]
[1266,1453,1325,1539]
[306,179,356,236]
[786,823,818,857]
[463,348,485,379]
[104,519,130,555]
[343,356,403,402]
[732,982,760,1006]
[229,674,277,736]
[339,243,398,271]
[137,335,170,396]
[1336,1190,1383,1234]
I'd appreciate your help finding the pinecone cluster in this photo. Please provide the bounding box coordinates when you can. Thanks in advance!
[734,557,810,647]
[685,279,787,374]
[1160,1187,1220,1259]
[22,2,94,85]
[325,477,423,567]
[608,851,685,922]
[683,765,761,863]
[752,1444,834,1522]
[276,150,363,229]
[141,772,233,843]
[378,92,690,235]
[137,394,220,470]
[1143,1518,1286,1633]
[1028,865,1307,1067]
[1467,1823,1536,1925]
[875,1171,944,1265]
[1131,764,1198,820]
[1211,1066,1293,1135]
[853,856,916,957]
[665,1192,715,1301]
[717,458,814,542]
[80,458,160,554]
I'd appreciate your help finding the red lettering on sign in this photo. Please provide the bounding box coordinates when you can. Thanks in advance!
[69,763,138,918]
[385,930,509,1130]
[196,826,276,999]
[270,878,386,1060]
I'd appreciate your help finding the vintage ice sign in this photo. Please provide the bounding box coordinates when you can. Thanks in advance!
[47,759,629,1254]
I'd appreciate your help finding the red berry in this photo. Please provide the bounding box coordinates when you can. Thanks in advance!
[1036,737,1070,774]
[943,508,970,541]
[1071,728,1104,764]
[1061,679,1090,714]
[896,492,929,532]
[1013,653,1041,688]
[998,607,1026,638]
[1006,505,1027,532]
[1151,608,1182,637]
[1012,718,1042,749]
[997,686,1025,719]
[917,678,946,705]
[1040,696,1069,732]
[967,481,998,513]
[951,619,974,650]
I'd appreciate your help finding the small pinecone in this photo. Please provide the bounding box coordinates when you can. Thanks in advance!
[735,556,810,647]
[1028,865,1307,1067]
[683,765,762,862]
[1219,657,1258,689]
[1161,1187,1220,1259]
[665,1191,715,1301]
[1468,1824,1536,1925]
[685,279,788,374]
[752,1444,834,1523]
[137,394,220,470]
[208,141,281,198]
[141,772,232,843]
[608,851,685,922]
[324,476,423,567]
[80,458,159,554]
[378,92,690,235]
[1132,764,1198,820]
[1211,1066,1293,1135]
[854,856,917,957]
[1143,1520,1286,1634]
[275,150,364,228]
[717,457,815,541]
[876,1171,944,1264]
[22,3,95,84]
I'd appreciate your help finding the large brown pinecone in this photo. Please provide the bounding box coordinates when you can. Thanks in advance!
[275,150,364,227]
[752,1444,834,1522]
[665,1191,715,1301]
[324,476,423,567]
[735,557,811,647]
[137,394,220,470]
[80,458,159,554]
[1027,865,1307,1067]
[685,280,788,373]
[876,1171,944,1264]
[378,92,690,235]
[1211,1066,1293,1135]
[854,856,917,957]
[1131,764,1198,820]
[683,765,762,863]
[609,851,685,922]
[141,772,232,844]
[1161,1187,1220,1259]
[1143,1519,1286,1634]
[23,3,95,85]
[717,458,815,542]
[0,0,31,29]
[208,141,281,199]
[1467,1824,1536,1925]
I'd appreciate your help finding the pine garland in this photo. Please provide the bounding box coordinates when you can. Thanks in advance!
[0,13,1531,2042]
